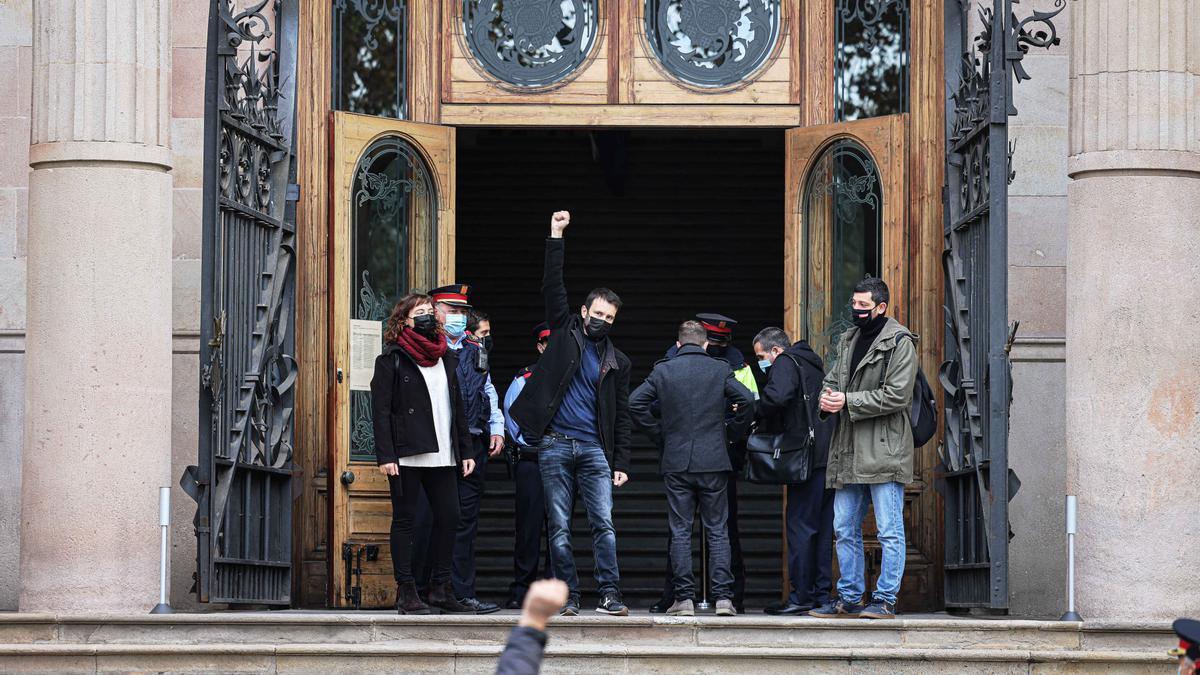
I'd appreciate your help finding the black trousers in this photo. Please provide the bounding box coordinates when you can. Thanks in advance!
[412,436,487,596]
[509,453,551,601]
[451,434,489,599]
[786,466,835,607]
[664,472,734,601]
[389,465,459,585]
[658,474,745,606]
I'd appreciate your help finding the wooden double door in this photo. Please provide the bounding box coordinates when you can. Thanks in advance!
[323,111,940,610]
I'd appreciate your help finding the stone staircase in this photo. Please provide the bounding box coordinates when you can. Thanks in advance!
[0,611,1174,673]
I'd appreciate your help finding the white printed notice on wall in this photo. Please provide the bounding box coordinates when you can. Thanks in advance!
[349,319,383,391]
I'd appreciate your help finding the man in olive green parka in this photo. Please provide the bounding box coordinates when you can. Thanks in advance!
[809,277,917,621]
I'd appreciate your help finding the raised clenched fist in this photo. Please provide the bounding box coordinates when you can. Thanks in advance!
[550,210,570,238]
[520,579,570,630]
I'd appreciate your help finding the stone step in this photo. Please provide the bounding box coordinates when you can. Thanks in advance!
[0,642,1174,674]
[0,612,1174,653]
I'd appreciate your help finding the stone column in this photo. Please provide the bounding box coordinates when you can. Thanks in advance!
[1066,0,1200,618]
[20,0,172,612]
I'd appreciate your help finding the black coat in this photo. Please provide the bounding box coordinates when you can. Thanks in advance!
[754,341,835,468]
[369,342,475,466]
[628,345,754,474]
[509,238,633,474]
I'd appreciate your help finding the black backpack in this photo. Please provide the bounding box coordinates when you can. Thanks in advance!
[879,336,938,448]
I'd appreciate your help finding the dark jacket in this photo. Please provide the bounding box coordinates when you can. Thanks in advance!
[495,626,547,675]
[452,338,490,432]
[369,342,475,466]
[509,238,633,474]
[755,341,835,469]
[628,344,754,474]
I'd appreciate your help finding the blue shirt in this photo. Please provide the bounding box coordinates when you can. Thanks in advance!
[503,373,528,446]
[549,340,602,444]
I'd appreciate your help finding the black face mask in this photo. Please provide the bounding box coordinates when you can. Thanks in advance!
[706,344,728,357]
[481,335,493,353]
[412,314,440,339]
[851,306,884,328]
[584,316,611,341]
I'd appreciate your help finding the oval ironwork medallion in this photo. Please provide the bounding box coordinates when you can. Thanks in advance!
[645,0,781,88]
[463,0,600,89]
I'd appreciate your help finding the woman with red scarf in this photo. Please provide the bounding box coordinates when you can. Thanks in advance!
[371,293,479,614]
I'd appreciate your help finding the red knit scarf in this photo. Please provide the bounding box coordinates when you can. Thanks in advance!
[395,327,447,367]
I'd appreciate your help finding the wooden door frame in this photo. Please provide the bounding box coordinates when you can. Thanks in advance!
[292,0,944,609]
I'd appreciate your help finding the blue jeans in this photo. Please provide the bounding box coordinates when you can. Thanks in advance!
[538,437,621,597]
[833,481,906,605]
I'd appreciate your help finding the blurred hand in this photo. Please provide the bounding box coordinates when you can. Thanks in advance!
[462,459,476,477]
[550,211,570,238]
[613,471,629,487]
[489,434,505,457]
[519,579,570,630]
[379,462,399,477]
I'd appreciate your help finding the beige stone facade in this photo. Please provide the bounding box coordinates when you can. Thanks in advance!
[0,0,1193,619]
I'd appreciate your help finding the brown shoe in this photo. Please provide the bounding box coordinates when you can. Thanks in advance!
[427,580,475,614]
[395,581,431,615]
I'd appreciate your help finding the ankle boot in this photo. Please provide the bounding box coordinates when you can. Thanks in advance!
[395,581,431,615]
[427,580,475,614]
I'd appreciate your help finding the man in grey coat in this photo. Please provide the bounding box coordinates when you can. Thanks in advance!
[628,320,754,616]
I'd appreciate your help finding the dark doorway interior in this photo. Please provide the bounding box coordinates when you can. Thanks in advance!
[457,127,786,609]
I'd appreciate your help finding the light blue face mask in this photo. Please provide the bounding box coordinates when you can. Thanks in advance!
[757,358,772,373]
[443,313,468,337]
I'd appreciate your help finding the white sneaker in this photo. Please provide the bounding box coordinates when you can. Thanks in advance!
[716,599,737,616]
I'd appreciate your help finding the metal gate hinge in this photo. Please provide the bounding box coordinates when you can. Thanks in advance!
[286,183,301,202]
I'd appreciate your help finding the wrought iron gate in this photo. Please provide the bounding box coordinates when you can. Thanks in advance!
[941,0,1063,609]
[184,0,300,605]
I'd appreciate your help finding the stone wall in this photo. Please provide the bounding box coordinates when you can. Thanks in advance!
[0,0,205,611]
[0,0,32,613]
[1005,5,1071,617]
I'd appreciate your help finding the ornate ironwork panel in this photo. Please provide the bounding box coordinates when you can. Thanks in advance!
[188,0,299,605]
[333,0,406,119]
[802,139,883,369]
[644,0,781,88]
[941,0,1062,609]
[835,0,909,121]
[348,137,439,461]
[462,0,599,88]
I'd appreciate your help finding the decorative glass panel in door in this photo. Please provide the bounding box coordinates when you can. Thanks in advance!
[834,0,910,121]
[329,113,455,608]
[348,137,438,462]
[801,138,883,368]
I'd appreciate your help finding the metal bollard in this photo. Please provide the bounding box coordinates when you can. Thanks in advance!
[1059,495,1081,621]
[697,523,711,611]
[150,487,173,614]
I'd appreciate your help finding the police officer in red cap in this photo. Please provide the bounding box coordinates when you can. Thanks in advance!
[502,322,553,608]
[1172,618,1200,674]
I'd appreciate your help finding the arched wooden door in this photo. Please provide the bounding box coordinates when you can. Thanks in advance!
[327,113,456,608]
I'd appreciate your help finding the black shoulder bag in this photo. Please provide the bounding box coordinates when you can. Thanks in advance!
[744,354,816,485]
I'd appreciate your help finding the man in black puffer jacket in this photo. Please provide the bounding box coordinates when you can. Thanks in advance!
[752,327,836,616]
[509,210,632,617]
